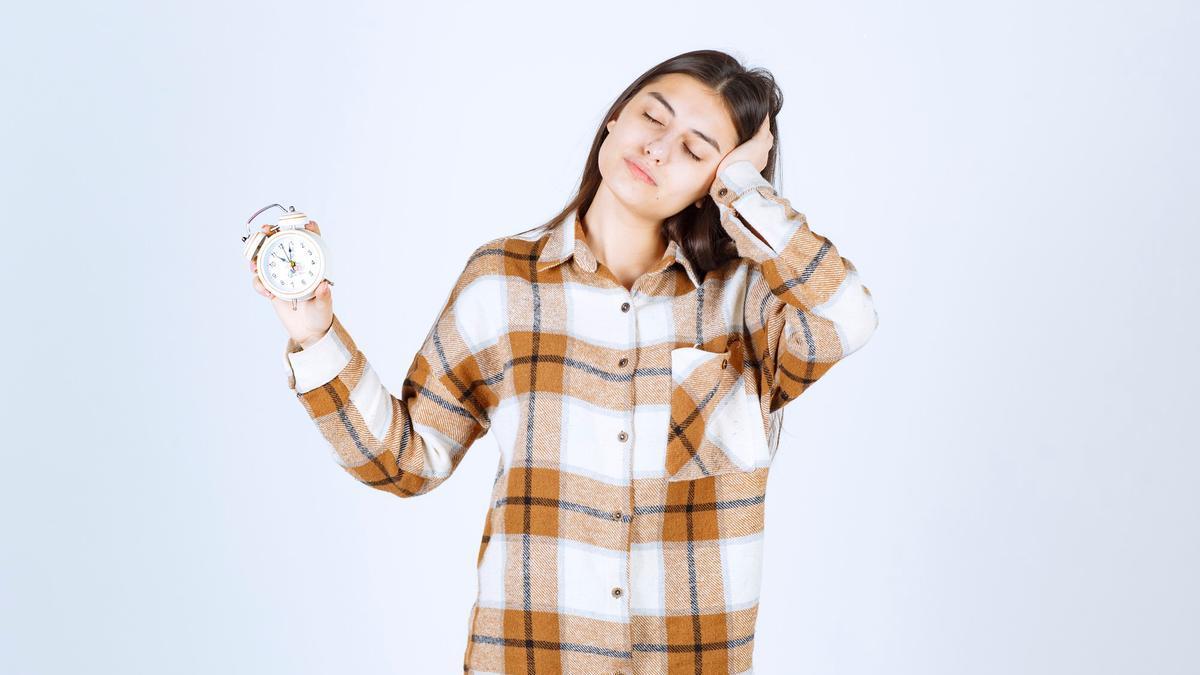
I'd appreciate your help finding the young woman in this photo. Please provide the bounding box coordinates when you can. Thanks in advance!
[251,49,878,675]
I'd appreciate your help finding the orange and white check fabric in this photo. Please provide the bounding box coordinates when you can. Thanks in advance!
[282,160,878,674]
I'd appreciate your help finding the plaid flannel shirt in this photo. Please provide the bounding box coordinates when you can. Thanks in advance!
[282,159,878,674]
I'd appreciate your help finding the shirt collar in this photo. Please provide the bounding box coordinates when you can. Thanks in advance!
[535,209,702,289]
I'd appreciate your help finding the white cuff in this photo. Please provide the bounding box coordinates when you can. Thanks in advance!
[717,161,799,256]
[717,159,773,197]
[286,324,352,394]
[715,162,799,256]
[729,191,801,255]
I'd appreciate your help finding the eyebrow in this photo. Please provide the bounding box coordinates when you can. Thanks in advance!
[647,91,722,153]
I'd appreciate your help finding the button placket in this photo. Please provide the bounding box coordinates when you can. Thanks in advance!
[617,295,632,369]
[617,291,635,653]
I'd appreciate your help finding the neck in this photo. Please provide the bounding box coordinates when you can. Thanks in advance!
[581,184,667,286]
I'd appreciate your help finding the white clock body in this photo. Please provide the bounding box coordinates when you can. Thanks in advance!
[242,209,331,303]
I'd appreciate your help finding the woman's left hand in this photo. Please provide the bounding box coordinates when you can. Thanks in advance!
[712,115,774,192]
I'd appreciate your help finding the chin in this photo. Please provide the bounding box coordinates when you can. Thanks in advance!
[613,178,657,211]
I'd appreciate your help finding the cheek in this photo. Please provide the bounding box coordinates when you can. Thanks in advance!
[597,138,619,174]
[606,129,639,155]
[676,164,712,193]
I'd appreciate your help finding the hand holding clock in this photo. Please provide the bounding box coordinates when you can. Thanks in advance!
[249,220,334,349]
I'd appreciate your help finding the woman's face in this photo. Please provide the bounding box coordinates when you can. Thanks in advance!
[599,73,741,222]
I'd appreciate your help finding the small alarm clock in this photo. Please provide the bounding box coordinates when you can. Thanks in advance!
[241,203,332,309]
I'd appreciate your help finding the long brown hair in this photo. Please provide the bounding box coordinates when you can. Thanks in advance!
[523,49,785,281]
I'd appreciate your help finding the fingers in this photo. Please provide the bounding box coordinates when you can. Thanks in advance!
[251,273,274,299]
[249,256,275,299]
[256,220,321,235]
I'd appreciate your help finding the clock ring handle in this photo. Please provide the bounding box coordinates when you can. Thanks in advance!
[241,203,296,242]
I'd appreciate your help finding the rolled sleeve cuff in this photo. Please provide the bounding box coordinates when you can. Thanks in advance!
[712,159,773,206]
[711,160,800,262]
[283,317,351,394]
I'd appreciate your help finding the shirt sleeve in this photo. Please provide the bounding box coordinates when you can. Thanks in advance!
[281,241,505,497]
[711,160,879,412]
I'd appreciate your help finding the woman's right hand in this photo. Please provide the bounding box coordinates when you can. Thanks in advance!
[249,220,335,349]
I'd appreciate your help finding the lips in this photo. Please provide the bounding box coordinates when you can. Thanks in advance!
[625,158,656,186]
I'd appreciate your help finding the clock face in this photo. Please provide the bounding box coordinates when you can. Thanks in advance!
[261,232,322,294]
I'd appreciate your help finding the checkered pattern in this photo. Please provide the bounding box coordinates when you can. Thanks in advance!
[282,160,878,674]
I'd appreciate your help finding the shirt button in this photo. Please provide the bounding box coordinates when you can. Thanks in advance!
[620,301,630,312]
[618,357,629,367]
[612,510,623,521]
[781,391,790,400]
[617,430,628,442]
[611,587,623,598]
[718,187,728,197]
[721,358,728,369]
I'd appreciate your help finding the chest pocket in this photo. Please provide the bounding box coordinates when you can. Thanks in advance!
[666,335,771,481]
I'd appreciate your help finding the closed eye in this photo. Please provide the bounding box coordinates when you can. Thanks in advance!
[642,112,702,162]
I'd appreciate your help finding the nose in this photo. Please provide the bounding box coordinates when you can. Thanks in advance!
[644,139,665,162]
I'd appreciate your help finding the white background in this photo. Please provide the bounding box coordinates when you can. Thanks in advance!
[2,1,1197,673]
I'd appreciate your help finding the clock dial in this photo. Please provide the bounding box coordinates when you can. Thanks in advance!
[262,233,321,293]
